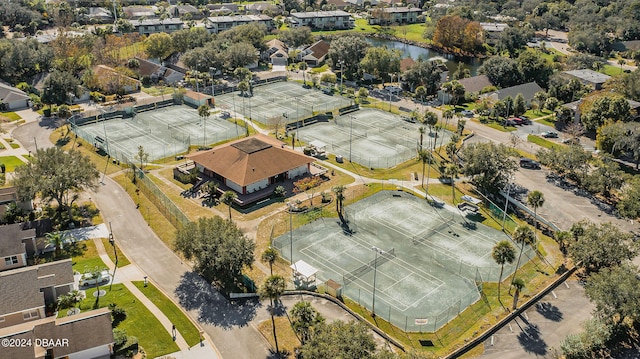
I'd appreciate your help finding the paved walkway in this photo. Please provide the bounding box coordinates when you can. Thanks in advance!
[92,238,195,353]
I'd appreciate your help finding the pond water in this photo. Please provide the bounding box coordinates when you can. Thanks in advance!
[366,38,484,76]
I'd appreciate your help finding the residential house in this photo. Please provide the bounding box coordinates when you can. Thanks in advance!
[0,308,114,359]
[0,187,32,220]
[129,18,185,35]
[343,0,379,8]
[82,7,113,24]
[245,2,282,15]
[0,223,34,272]
[187,134,315,205]
[562,98,640,122]
[0,260,74,328]
[481,82,543,105]
[289,11,354,30]
[122,5,157,19]
[206,3,239,15]
[298,40,330,66]
[93,65,141,94]
[480,22,509,45]
[563,69,611,90]
[263,39,289,67]
[457,75,493,94]
[368,7,422,25]
[205,15,274,34]
[0,82,30,110]
[326,0,350,10]
[134,57,185,85]
[168,4,203,20]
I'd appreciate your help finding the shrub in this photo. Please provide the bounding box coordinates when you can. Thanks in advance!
[127,58,140,69]
[113,328,128,348]
[57,104,70,119]
[109,303,127,327]
[141,75,152,87]
[90,91,105,102]
[273,185,286,198]
[321,191,331,203]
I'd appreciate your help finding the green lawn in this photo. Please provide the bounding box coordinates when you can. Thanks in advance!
[312,19,429,44]
[523,109,553,119]
[141,86,175,96]
[476,119,517,132]
[71,240,108,274]
[534,116,556,127]
[309,64,329,74]
[79,284,179,358]
[602,64,625,76]
[100,238,131,268]
[0,156,26,172]
[9,143,19,149]
[527,134,561,150]
[133,281,201,347]
[0,112,21,121]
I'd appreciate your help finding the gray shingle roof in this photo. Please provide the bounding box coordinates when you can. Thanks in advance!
[0,223,32,257]
[563,69,611,85]
[485,82,543,103]
[0,82,30,104]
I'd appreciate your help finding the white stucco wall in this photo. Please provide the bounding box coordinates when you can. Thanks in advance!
[67,343,112,359]
[287,164,308,178]
[246,178,269,193]
[226,179,243,193]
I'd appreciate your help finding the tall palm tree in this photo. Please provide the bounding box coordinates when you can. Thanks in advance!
[618,58,626,73]
[511,278,525,310]
[418,126,426,150]
[261,247,279,276]
[259,275,286,355]
[417,149,432,192]
[46,231,64,258]
[510,224,536,293]
[299,62,308,86]
[423,110,438,136]
[198,104,210,146]
[444,163,458,202]
[492,240,516,308]
[332,185,346,219]
[527,190,545,238]
[221,191,237,220]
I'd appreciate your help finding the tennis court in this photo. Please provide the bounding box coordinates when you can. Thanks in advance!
[296,108,454,168]
[214,81,352,126]
[273,191,533,332]
[73,105,245,161]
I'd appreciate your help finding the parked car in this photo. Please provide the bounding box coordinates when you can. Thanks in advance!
[461,110,474,117]
[510,117,524,125]
[518,115,531,125]
[502,119,517,126]
[79,270,110,287]
[562,137,580,145]
[519,158,541,169]
[541,131,558,138]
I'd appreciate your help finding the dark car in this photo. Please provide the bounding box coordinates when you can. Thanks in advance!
[518,115,531,125]
[502,119,517,126]
[520,158,541,169]
[541,131,558,138]
[510,117,524,125]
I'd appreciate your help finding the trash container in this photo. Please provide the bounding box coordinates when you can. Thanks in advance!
[336,155,343,163]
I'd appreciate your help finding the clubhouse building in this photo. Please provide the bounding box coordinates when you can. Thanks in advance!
[187,134,318,205]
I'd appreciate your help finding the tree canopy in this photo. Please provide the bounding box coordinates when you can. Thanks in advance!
[566,221,636,274]
[585,264,640,323]
[327,34,370,79]
[460,142,518,194]
[174,216,255,288]
[299,321,376,359]
[13,147,99,216]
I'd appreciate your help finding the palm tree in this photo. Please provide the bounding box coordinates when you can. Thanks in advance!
[261,247,279,276]
[221,191,237,220]
[198,104,210,146]
[492,240,516,308]
[511,278,525,310]
[298,62,308,86]
[444,163,458,202]
[554,230,571,255]
[259,275,286,355]
[510,224,536,293]
[618,58,626,73]
[290,300,324,345]
[418,126,426,150]
[423,110,438,136]
[527,190,545,238]
[46,231,64,258]
[332,185,346,219]
[417,149,432,192]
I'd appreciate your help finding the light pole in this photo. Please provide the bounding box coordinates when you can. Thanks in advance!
[108,222,118,291]
[501,177,512,231]
[349,115,354,162]
[209,67,216,98]
[194,64,200,103]
[339,60,344,94]
[371,246,385,317]
[287,202,294,264]
[388,73,395,111]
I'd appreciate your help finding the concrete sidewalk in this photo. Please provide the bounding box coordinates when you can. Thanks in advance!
[92,238,193,353]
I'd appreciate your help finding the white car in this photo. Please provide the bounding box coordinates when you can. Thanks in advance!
[79,270,110,287]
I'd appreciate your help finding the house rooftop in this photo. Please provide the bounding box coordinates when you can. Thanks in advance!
[457,75,493,93]
[0,308,113,358]
[480,22,509,32]
[484,82,543,102]
[0,223,33,257]
[207,14,272,23]
[0,82,30,104]
[381,7,422,13]
[187,134,315,187]
[291,10,351,18]
[563,69,611,85]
